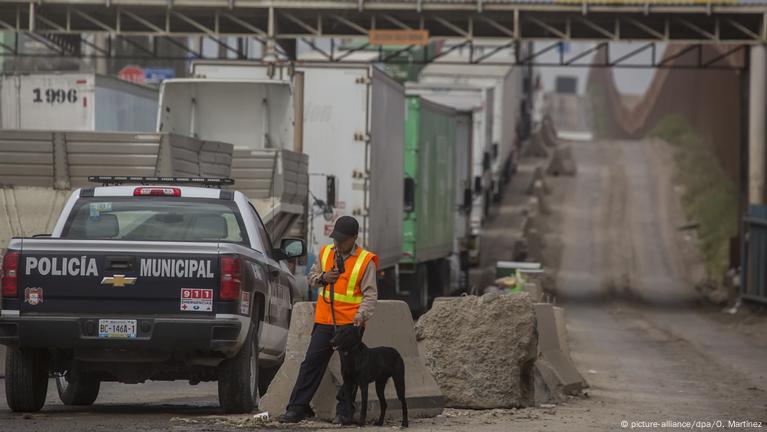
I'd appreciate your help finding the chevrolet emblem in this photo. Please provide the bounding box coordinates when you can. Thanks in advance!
[101,275,137,287]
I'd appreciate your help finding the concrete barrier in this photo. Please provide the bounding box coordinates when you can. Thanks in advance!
[533,303,587,404]
[259,300,444,421]
[553,306,570,358]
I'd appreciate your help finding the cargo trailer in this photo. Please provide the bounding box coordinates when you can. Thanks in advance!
[0,73,158,132]
[189,61,405,274]
[419,63,524,202]
[400,94,458,313]
[452,111,473,292]
[404,83,494,266]
[156,77,309,244]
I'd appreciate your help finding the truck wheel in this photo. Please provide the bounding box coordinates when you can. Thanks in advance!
[427,258,451,306]
[218,324,259,414]
[400,265,428,317]
[56,366,100,406]
[5,348,50,412]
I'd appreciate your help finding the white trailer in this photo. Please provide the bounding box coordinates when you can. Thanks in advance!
[405,83,494,266]
[156,78,308,243]
[0,73,158,132]
[190,62,405,272]
[419,63,523,202]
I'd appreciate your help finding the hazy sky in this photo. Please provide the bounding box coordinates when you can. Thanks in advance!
[533,41,661,95]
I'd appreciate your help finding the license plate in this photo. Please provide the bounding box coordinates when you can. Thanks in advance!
[98,319,137,339]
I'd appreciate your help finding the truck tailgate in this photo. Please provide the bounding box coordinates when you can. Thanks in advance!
[14,239,221,316]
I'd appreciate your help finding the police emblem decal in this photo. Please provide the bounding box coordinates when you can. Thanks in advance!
[24,287,44,305]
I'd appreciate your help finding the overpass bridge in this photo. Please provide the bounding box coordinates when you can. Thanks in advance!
[0,0,763,68]
[1,0,765,43]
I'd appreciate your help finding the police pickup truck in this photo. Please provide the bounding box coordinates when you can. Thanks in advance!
[0,177,304,414]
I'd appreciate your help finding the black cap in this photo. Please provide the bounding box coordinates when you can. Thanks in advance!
[330,216,359,241]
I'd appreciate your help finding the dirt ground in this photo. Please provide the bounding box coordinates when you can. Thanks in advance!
[2,98,767,431]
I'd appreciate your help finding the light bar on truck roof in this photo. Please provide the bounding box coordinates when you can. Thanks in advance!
[88,176,235,188]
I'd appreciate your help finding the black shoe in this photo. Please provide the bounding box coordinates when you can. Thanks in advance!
[306,407,316,418]
[333,414,353,425]
[277,410,305,423]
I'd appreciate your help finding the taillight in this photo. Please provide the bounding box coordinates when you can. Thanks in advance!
[133,187,181,197]
[2,251,19,297]
[220,256,241,301]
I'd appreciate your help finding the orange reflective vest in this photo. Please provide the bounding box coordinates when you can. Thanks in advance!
[315,244,378,325]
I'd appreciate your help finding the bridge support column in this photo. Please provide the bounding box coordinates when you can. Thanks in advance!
[264,7,277,62]
[749,45,767,204]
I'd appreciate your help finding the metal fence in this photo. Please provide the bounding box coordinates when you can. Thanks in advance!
[741,204,767,305]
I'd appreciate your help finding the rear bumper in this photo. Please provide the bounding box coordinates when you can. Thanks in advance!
[0,312,243,352]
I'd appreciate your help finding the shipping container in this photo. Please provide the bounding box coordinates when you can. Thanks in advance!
[400,94,457,312]
[404,82,494,266]
[419,63,523,202]
[189,62,405,272]
[0,73,158,132]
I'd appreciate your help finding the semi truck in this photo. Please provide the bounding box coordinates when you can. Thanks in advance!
[399,94,472,313]
[419,63,524,202]
[188,61,405,291]
[0,73,158,132]
[405,83,494,266]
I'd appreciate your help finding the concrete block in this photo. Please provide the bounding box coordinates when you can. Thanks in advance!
[259,301,444,421]
[524,283,543,302]
[553,306,570,358]
[533,303,587,401]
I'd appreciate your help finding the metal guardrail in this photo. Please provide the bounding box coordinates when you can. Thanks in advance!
[741,204,767,305]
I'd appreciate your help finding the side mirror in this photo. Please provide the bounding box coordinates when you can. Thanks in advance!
[274,238,306,260]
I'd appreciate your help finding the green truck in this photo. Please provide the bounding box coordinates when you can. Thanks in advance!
[398,95,467,314]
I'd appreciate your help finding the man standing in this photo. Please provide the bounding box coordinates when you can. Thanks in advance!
[277,216,378,424]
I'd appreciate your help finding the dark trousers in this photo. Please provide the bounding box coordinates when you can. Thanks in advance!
[286,323,363,417]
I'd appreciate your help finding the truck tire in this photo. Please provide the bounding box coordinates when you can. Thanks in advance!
[427,258,451,306]
[400,264,428,317]
[56,366,100,406]
[218,324,259,414]
[5,348,50,412]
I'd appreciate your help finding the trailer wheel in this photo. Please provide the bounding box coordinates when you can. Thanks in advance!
[56,365,100,406]
[218,323,259,414]
[400,265,428,317]
[5,348,50,412]
[427,258,451,305]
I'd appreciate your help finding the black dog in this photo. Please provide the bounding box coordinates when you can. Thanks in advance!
[330,326,408,427]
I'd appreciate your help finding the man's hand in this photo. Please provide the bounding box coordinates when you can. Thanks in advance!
[353,313,365,327]
[323,269,340,284]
